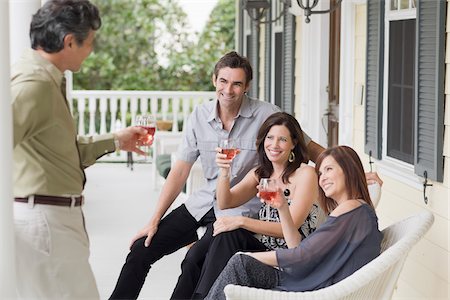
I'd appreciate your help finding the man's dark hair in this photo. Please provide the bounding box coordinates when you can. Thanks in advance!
[213,51,253,85]
[30,0,101,53]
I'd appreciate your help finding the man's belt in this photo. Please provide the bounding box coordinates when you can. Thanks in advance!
[14,195,84,207]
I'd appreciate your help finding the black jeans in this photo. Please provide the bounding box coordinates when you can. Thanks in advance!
[172,228,267,299]
[109,205,215,300]
[170,222,215,299]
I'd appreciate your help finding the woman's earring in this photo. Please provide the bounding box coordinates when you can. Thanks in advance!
[288,151,295,163]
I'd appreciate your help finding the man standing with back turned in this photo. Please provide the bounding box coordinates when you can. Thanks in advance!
[11,1,148,299]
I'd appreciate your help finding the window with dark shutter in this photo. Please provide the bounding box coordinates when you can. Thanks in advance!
[365,0,445,184]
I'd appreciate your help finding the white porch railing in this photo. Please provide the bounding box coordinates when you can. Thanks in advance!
[68,90,215,135]
[68,90,216,161]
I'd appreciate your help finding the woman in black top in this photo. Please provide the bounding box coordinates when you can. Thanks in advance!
[172,112,319,299]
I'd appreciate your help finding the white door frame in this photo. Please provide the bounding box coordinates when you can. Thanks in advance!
[299,1,330,147]
[338,0,358,146]
[299,0,357,148]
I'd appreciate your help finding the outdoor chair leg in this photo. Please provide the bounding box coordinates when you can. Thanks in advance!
[127,152,133,171]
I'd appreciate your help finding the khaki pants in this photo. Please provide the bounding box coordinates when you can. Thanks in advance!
[14,202,99,300]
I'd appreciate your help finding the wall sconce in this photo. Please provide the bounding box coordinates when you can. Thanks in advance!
[295,0,343,23]
[243,0,289,24]
[244,0,343,24]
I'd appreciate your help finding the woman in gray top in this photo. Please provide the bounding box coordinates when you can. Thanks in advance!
[206,146,382,300]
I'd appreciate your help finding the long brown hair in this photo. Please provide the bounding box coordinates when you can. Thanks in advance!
[315,146,374,214]
[255,112,308,184]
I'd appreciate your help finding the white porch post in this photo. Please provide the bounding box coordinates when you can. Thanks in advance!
[3,0,42,297]
[9,0,42,64]
[1,0,16,298]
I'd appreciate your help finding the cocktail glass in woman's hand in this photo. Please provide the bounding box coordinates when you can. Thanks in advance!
[259,178,277,220]
[219,138,238,178]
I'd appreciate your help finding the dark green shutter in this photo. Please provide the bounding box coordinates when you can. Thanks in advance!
[282,8,295,114]
[364,0,384,159]
[264,3,272,103]
[414,0,445,182]
[249,19,260,98]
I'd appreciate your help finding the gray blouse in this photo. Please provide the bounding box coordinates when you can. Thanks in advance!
[275,204,382,292]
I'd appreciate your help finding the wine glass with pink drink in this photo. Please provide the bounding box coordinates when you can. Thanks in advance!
[259,178,277,220]
[219,138,239,178]
[135,114,156,160]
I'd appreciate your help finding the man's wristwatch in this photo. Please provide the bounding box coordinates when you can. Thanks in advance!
[113,135,120,150]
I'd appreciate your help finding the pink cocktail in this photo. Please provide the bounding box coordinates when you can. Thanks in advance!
[222,148,238,160]
[259,190,277,202]
[139,125,156,146]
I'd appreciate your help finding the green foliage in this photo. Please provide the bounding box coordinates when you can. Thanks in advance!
[73,0,235,91]
[164,0,236,91]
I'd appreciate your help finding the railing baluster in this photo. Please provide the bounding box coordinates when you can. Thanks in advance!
[172,96,180,132]
[182,97,190,132]
[100,96,107,134]
[109,96,118,133]
[88,96,97,135]
[151,96,158,119]
[140,95,148,114]
[162,96,169,121]
[77,96,86,135]
[77,97,86,135]
[120,97,128,128]
[130,96,138,126]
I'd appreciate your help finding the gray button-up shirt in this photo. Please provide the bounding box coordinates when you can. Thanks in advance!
[177,95,310,221]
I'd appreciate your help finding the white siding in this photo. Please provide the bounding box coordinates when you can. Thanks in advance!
[267,1,449,298]
[352,3,450,299]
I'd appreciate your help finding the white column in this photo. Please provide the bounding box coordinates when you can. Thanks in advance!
[9,0,41,65]
[338,0,356,146]
[1,0,16,298]
[299,5,330,147]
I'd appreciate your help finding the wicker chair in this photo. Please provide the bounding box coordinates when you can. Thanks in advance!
[224,211,434,300]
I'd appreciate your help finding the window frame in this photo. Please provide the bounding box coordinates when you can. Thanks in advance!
[270,0,284,107]
[378,3,420,188]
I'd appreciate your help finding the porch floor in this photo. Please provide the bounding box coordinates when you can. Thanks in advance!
[83,162,187,299]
